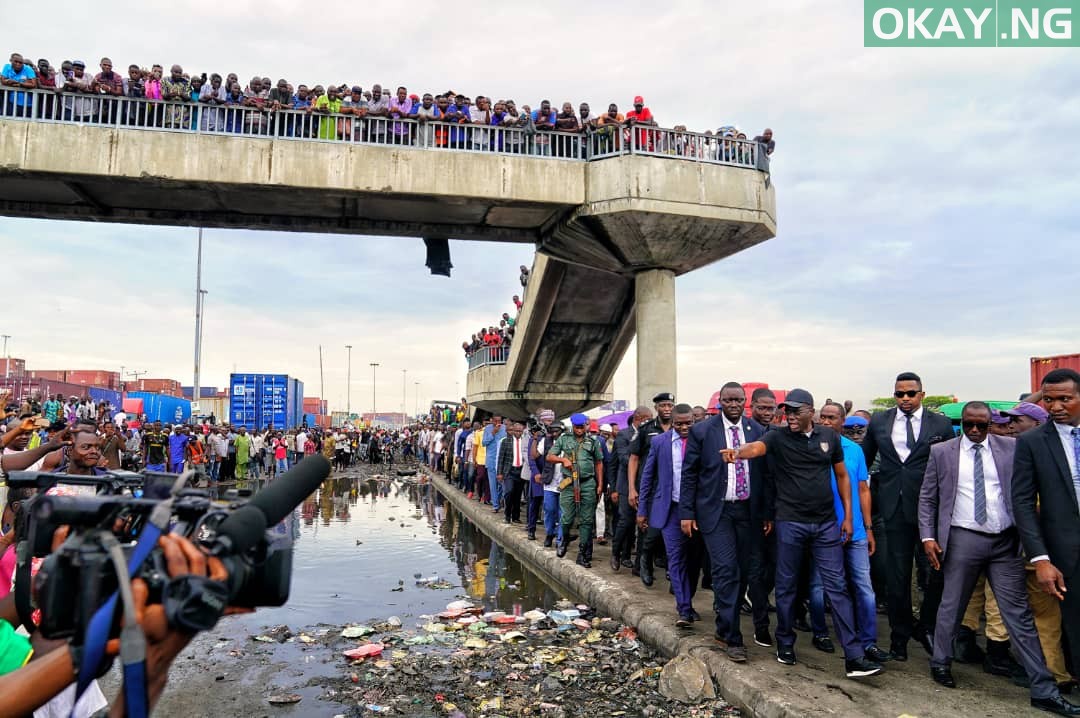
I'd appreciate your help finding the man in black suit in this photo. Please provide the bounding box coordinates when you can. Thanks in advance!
[1013,368,1080,695]
[610,406,652,571]
[747,387,779,647]
[681,382,767,664]
[862,371,955,660]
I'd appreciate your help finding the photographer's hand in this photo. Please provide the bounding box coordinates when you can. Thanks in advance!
[107,534,233,717]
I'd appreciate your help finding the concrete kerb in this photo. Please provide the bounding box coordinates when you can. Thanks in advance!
[429,473,815,718]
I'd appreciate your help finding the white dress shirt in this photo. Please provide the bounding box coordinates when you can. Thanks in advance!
[891,406,924,462]
[952,436,1011,534]
[1055,421,1080,487]
[722,416,750,501]
[671,432,686,503]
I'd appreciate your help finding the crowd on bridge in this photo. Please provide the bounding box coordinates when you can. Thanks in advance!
[1,52,776,161]
[411,371,1080,715]
[463,271,529,361]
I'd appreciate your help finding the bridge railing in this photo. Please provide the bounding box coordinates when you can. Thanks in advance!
[0,88,766,171]
[467,345,510,371]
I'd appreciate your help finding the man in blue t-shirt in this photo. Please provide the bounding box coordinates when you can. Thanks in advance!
[807,403,890,664]
[168,425,191,473]
[1,53,37,116]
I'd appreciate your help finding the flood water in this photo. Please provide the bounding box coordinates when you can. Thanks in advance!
[236,468,575,631]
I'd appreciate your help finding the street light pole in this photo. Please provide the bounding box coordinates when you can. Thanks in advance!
[1,334,11,378]
[414,381,420,419]
[370,363,379,420]
[193,229,204,411]
[402,369,407,425]
[345,345,353,415]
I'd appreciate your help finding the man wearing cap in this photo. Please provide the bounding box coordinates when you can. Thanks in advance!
[630,393,675,585]
[548,413,604,567]
[611,406,653,571]
[723,388,885,679]
[639,404,699,627]
[919,402,1079,715]
[862,372,954,660]
[681,383,767,661]
[62,60,95,121]
[626,95,657,151]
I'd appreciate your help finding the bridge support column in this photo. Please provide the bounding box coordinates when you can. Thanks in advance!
[634,269,677,406]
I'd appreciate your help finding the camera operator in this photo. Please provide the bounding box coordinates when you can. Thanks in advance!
[0,533,237,718]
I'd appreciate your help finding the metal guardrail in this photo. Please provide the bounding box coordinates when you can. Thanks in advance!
[0,88,767,171]
[467,345,510,370]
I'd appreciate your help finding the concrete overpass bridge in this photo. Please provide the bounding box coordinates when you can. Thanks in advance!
[0,90,776,417]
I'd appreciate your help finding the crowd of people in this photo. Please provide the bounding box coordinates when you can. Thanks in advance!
[408,371,1080,715]
[461,265,532,361]
[1,53,776,162]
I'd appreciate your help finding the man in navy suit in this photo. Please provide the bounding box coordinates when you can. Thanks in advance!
[680,382,767,663]
[638,404,699,627]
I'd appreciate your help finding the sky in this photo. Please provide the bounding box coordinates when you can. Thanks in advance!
[4,0,1079,414]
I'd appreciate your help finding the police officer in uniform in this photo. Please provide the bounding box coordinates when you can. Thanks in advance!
[548,413,605,568]
[629,392,675,585]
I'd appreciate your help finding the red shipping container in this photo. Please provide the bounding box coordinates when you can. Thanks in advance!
[66,370,120,389]
[1031,353,1080,393]
[315,414,332,429]
[135,378,183,396]
[0,358,25,377]
[303,397,329,415]
[28,369,68,382]
[1,377,95,403]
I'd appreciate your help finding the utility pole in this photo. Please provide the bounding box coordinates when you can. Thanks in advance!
[127,370,147,390]
[193,229,204,411]
[120,365,125,393]
[370,363,379,419]
[345,345,353,415]
[0,336,9,380]
[318,345,325,409]
[414,381,420,419]
[401,369,407,425]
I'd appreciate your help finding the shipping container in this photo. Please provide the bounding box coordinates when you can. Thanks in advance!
[27,370,68,382]
[331,411,350,427]
[192,396,229,423]
[132,378,183,396]
[87,387,121,409]
[303,413,317,428]
[229,373,305,431]
[1031,353,1080,393]
[316,414,332,429]
[0,358,25,377]
[66,370,120,390]
[126,391,191,424]
[181,386,220,399]
[1,377,97,404]
[303,397,329,415]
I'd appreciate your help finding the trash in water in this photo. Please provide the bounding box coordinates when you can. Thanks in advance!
[267,693,302,705]
[341,625,374,639]
[342,643,385,660]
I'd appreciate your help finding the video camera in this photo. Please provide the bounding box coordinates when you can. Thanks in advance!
[7,456,330,646]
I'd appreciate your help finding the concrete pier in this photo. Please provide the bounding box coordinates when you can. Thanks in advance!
[634,268,678,405]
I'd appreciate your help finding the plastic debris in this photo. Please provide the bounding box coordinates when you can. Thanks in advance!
[267,693,302,705]
[341,625,374,638]
[342,643,385,660]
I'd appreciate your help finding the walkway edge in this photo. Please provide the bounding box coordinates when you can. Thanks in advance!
[431,475,823,718]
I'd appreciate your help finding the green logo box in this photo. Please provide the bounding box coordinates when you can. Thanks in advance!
[864,0,1080,46]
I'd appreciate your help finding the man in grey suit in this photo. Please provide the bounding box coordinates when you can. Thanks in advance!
[919,401,1079,715]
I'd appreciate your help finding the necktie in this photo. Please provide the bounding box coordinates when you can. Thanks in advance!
[680,437,687,458]
[905,413,917,453]
[730,426,749,500]
[972,443,987,525]
[513,438,521,468]
[1070,429,1080,510]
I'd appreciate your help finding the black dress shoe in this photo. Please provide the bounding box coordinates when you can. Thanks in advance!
[543,535,554,548]
[812,635,836,654]
[641,571,655,587]
[610,553,621,571]
[676,614,693,628]
[556,541,568,558]
[1031,695,1080,716]
[689,609,701,622]
[527,531,536,540]
[889,642,908,662]
[915,630,934,655]
[954,626,985,664]
[931,666,956,688]
[846,657,883,678]
[865,645,892,663]
[740,598,753,616]
[621,559,635,569]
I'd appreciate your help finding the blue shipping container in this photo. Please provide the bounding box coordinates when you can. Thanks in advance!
[87,387,122,408]
[127,391,191,424]
[229,373,304,431]
[181,386,219,399]
[303,413,317,428]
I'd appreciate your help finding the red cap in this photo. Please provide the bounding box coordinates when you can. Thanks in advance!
[589,420,599,432]
[633,95,644,104]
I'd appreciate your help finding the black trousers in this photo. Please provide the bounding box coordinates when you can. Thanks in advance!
[612,492,636,561]
[748,527,777,631]
[504,473,525,522]
[885,518,943,645]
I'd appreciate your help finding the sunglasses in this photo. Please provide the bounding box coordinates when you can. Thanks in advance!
[894,390,921,399]
[962,421,989,431]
